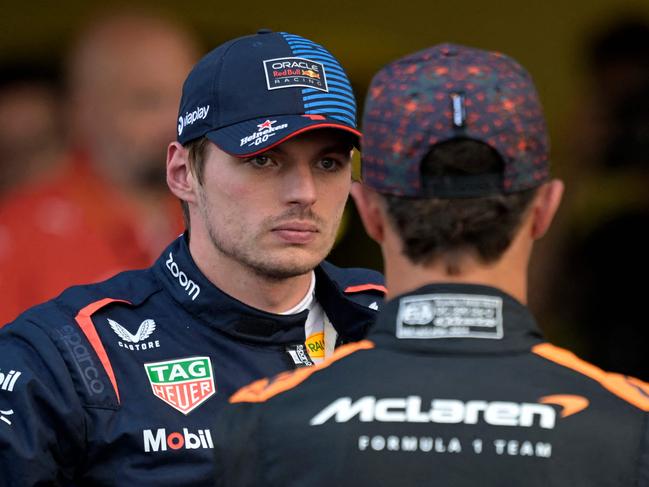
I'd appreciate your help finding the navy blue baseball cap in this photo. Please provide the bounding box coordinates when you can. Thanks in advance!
[176,30,360,156]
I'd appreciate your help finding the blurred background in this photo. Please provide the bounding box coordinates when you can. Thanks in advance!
[2,0,649,378]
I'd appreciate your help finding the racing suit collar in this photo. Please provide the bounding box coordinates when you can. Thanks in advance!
[369,282,544,354]
[152,234,374,344]
[313,264,378,344]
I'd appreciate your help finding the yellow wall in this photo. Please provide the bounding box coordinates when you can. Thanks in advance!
[3,0,649,173]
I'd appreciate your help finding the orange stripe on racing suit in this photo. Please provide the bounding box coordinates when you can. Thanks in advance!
[533,342,649,411]
[344,284,387,294]
[75,298,130,403]
[230,340,375,404]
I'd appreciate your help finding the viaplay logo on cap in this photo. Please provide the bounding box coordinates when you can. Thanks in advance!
[177,105,210,136]
[263,57,328,92]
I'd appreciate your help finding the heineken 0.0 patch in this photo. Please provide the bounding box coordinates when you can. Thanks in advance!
[144,356,215,415]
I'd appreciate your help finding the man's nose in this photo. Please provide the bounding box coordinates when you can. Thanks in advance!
[283,162,317,206]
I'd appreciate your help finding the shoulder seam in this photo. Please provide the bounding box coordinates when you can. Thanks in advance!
[532,342,649,411]
[230,340,375,404]
[344,284,387,295]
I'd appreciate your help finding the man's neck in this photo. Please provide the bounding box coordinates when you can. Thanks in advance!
[189,235,314,314]
[383,247,528,304]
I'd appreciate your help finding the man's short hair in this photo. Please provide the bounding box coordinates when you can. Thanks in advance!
[382,139,537,273]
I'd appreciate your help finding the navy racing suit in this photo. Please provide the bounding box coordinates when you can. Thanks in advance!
[0,234,385,486]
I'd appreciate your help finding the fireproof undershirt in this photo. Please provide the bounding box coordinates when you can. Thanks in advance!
[280,272,337,363]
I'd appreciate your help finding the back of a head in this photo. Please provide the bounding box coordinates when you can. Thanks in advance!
[360,44,550,273]
[384,139,537,273]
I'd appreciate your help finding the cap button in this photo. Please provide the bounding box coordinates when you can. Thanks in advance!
[257,28,273,34]
[440,44,458,57]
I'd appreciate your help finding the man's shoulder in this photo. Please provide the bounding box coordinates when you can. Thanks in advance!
[8,267,161,331]
[229,340,376,405]
[318,261,386,295]
[531,342,649,415]
[54,268,161,317]
[1,267,162,407]
[316,262,386,327]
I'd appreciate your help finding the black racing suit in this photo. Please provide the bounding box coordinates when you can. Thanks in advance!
[214,283,649,487]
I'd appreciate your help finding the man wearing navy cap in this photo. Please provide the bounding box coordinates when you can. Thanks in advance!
[0,31,384,486]
[212,44,649,486]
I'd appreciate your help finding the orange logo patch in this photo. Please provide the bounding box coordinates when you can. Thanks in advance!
[538,395,589,418]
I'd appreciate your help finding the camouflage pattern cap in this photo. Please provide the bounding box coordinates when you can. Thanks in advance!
[361,43,550,197]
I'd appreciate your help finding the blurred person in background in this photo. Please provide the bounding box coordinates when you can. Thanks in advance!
[549,17,649,380]
[0,10,199,325]
[0,61,65,196]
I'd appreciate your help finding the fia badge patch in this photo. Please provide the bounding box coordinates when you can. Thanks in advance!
[144,357,215,415]
[263,57,328,92]
[396,294,503,340]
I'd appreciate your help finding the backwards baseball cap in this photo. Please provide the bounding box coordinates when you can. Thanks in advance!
[176,29,360,155]
[361,43,550,197]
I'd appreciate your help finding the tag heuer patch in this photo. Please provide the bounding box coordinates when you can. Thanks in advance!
[144,357,215,415]
[263,57,328,92]
[396,294,503,340]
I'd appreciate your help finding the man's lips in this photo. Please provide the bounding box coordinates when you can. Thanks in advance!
[272,221,319,244]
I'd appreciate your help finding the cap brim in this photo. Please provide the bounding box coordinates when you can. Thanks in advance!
[205,115,361,157]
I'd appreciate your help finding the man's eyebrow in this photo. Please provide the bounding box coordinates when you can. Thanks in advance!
[316,144,354,156]
[263,143,354,158]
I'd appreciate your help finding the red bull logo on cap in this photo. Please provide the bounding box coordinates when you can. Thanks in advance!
[263,57,328,92]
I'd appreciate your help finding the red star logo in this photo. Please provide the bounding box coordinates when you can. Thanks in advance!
[502,99,515,111]
[371,86,384,99]
[405,100,418,112]
[257,119,275,130]
[404,64,418,74]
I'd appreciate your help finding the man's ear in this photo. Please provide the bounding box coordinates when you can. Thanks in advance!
[531,179,564,239]
[350,182,387,244]
[167,142,197,204]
